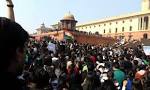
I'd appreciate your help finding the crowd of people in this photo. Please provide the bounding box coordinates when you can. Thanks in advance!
[23,38,150,90]
[1,17,150,90]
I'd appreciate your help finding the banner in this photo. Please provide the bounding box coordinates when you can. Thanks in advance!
[143,46,150,55]
[47,42,56,53]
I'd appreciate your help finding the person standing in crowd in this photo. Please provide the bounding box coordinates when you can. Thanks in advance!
[0,17,29,90]
[112,62,125,88]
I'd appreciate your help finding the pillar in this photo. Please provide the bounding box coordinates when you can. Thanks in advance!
[68,21,72,30]
[142,17,145,30]
[148,16,150,29]
[138,18,141,30]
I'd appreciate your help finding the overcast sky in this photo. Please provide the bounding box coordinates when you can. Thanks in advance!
[0,0,141,33]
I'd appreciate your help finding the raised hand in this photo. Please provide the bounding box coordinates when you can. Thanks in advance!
[6,0,13,5]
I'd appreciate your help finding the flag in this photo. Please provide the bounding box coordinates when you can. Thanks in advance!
[64,32,74,41]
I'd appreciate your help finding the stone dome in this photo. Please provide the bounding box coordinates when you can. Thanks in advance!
[62,12,75,20]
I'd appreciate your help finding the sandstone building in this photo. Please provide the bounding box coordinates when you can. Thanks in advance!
[76,0,150,41]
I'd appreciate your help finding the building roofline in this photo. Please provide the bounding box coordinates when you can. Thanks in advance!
[76,11,150,27]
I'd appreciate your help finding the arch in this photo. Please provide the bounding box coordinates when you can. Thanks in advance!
[115,28,118,33]
[122,27,124,32]
[95,31,99,35]
[109,29,111,33]
[104,29,106,33]
[143,33,148,39]
[129,26,132,31]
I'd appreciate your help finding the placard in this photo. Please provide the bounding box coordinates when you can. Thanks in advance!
[143,46,150,55]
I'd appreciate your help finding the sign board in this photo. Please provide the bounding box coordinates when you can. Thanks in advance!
[47,42,56,53]
[143,46,150,55]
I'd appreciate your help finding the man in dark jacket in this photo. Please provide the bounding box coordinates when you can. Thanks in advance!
[0,17,29,90]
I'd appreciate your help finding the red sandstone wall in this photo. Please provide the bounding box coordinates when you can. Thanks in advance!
[73,33,116,45]
[33,31,64,41]
[33,30,116,45]
[51,31,64,41]
[108,31,150,41]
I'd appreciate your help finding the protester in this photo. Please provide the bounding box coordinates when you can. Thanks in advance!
[0,17,29,90]
[112,62,125,87]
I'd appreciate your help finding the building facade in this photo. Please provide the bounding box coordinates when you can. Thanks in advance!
[76,0,150,41]
[34,13,116,45]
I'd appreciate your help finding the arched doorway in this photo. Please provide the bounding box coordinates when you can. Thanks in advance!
[143,33,148,39]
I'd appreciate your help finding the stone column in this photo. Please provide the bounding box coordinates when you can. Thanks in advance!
[61,22,64,30]
[63,21,66,29]
[140,17,142,30]
[138,18,141,30]
[6,0,15,21]
[68,22,70,30]
[142,17,145,30]
[65,21,68,29]
[72,22,75,30]
[148,16,150,30]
